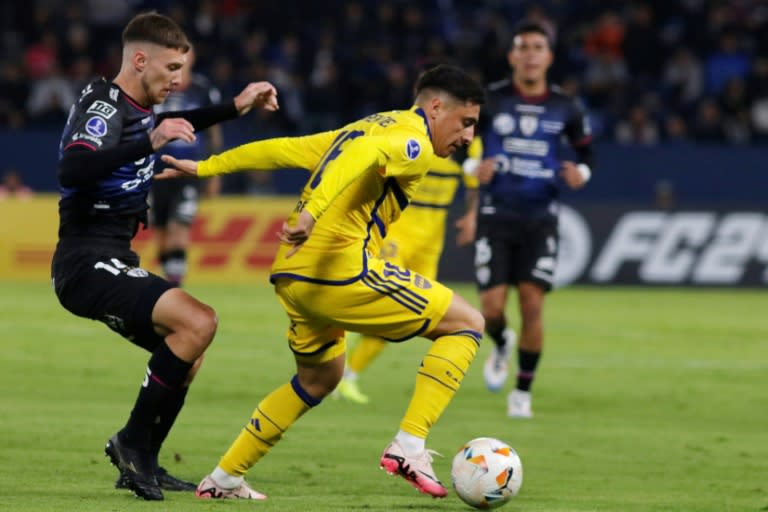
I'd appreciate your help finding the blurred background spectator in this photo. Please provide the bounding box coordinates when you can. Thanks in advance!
[1,0,766,191]
[0,169,34,200]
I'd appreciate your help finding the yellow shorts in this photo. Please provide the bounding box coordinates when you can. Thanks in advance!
[273,256,454,365]
[379,235,441,281]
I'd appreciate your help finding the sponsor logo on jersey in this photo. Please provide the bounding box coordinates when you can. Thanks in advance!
[541,120,564,133]
[109,87,119,101]
[405,138,421,160]
[519,115,538,136]
[86,100,117,119]
[493,113,515,135]
[85,116,108,137]
[502,137,549,156]
[515,104,544,114]
[79,83,93,101]
[72,132,104,147]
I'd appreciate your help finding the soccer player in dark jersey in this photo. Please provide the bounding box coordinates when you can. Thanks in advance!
[150,48,223,286]
[461,21,594,418]
[50,12,278,501]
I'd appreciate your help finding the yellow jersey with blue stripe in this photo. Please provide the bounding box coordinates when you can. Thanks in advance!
[197,107,435,283]
[384,156,477,266]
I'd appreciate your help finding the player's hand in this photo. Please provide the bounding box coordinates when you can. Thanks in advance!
[560,160,588,190]
[279,210,315,258]
[234,81,279,116]
[155,155,199,180]
[476,157,497,184]
[455,213,476,246]
[150,118,196,150]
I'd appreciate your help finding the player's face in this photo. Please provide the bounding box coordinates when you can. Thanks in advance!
[508,32,552,84]
[141,45,187,105]
[431,99,480,157]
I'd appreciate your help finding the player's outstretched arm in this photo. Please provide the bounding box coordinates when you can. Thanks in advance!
[155,154,199,180]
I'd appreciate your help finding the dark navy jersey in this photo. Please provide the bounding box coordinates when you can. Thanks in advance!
[58,78,156,240]
[478,79,592,219]
[153,74,220,160]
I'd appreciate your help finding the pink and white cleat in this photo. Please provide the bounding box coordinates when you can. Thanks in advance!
[379,440,447,498]
[195,475,266,500]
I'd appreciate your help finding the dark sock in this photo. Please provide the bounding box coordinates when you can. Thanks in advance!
[160,249,186,287]
[149,386,189,468]
[516,348,541,392]
[120,342,192,450]
[486,322,508,350]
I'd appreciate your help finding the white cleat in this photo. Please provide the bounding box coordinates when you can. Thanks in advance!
[507,389,533,418]
[483,329,516,392]
[195,475,266,500]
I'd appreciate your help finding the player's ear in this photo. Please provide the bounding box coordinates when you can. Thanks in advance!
[132,49,148,72]
[428,95,443,119]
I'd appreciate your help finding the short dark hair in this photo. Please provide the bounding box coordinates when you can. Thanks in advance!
[122,12,190,52]
[510,20,553,49]
[414,64,485,105]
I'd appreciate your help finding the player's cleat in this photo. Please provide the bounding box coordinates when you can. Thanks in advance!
[507,389,533,418]
[483,329,516,392]
[379,440,448,498]
[105,434,163,500]
[156,467,197,491]
[483,346,510,392]
[195,474,267,500]
[115,466,196,491]
[335,377,370,404]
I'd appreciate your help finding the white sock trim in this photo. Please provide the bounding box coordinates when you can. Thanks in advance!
[211,466,244,489]
[395,430,426,456]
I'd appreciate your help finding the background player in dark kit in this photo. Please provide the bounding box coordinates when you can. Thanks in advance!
[150,47,223,286]
[461,21,594,418]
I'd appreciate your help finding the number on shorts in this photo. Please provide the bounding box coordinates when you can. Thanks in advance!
[94,258,128,275]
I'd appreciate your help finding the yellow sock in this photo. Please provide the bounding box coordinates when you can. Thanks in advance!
[400,331,481,438]
[218,375,320,476]
[348,336,387,374]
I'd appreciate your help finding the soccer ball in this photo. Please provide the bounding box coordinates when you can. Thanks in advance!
[451,437,523,509]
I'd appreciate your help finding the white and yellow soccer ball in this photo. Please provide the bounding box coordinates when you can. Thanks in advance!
[451,437,523,509]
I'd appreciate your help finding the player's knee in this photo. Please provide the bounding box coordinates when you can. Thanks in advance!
[185,304,218,352]
[482,305,506,324]
[296,356,344,399]
[299,370,342,399]
[466,306,485,334]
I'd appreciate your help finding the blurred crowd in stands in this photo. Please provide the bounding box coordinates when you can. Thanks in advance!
[2,0,768,146]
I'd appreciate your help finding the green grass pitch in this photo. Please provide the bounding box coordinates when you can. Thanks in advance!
[1,280,766,511]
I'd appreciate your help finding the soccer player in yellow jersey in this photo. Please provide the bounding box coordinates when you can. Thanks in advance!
[336,155,479,404]
[159,65,485,500]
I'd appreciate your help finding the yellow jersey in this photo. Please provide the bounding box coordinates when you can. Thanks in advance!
[385,156,477,261]
[198,107,437,283]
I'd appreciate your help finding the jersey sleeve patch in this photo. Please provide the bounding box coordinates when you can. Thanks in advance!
[85,116,108,137]
[405,138,421,160]
[86,100,118,119]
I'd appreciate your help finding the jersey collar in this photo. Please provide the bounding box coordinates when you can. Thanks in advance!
[412,106,432,142]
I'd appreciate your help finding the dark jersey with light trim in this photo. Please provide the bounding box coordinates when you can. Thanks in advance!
[478,79,592,220]
[58,78,156,241]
